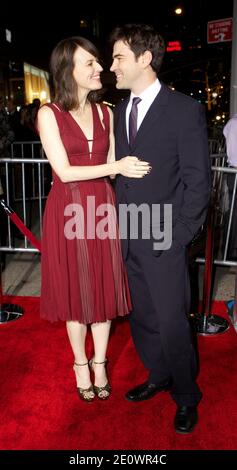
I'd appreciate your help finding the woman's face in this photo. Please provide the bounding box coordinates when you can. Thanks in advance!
[73,46,103,92]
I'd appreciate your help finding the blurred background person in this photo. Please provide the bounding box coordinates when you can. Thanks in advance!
[223,114,237,318]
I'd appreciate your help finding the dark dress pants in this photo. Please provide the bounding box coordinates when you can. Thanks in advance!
[125,238,202,407]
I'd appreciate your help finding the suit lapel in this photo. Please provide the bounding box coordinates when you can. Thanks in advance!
[118,97,129,150]
[116,84,170,152]
[132,84,169,151]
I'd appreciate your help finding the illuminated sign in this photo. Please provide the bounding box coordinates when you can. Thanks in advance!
[166,41,182,52]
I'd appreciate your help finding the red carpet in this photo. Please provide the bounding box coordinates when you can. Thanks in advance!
[0,296,237,450]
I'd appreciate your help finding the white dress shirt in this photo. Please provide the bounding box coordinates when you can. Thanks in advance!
[126,79,161,141]
[223,114,237,167]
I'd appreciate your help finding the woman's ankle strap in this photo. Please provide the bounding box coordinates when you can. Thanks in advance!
[93,358,107,365]
[74,361,88,367]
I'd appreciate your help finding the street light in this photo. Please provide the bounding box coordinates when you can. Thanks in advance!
[174,7,183,15]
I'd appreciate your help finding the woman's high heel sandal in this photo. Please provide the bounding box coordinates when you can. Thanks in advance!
[73,362,95,402]
[89,358,111,400]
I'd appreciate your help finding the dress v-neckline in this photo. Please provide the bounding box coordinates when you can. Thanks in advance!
[68,103,95,158]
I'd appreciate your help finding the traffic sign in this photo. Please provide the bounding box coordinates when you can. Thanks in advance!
[207,18,232,44]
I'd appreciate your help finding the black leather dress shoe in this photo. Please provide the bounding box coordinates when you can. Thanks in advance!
[174,406,198,434]
[125,380,171,402]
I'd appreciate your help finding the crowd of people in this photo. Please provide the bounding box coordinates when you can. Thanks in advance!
[0,97,40,147]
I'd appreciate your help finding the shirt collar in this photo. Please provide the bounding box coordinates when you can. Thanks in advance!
[130,78,161,103]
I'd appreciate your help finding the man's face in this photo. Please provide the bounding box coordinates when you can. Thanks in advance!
[110,40,142,91]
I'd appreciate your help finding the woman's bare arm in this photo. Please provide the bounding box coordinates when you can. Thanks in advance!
[38,106,150,182]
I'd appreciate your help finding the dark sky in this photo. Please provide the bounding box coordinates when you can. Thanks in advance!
[1,0,234,69]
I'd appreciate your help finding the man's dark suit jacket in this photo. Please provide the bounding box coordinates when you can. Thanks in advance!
[113,82,211,258]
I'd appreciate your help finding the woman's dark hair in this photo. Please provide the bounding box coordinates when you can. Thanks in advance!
[50,36,102,111]
[110,24,165,74]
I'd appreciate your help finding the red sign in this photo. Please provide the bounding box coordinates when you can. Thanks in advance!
[166,41,182,52]
[207,18,232,44]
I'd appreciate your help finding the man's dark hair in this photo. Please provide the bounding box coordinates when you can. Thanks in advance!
[110,24,165,74]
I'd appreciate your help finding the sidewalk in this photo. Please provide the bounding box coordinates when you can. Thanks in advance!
[2,252,41,296]
[1,251,236,301]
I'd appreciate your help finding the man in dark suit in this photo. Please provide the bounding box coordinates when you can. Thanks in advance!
[110,24,211,434]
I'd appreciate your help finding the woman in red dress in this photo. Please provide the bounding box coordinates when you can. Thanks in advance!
[37,36,150,402]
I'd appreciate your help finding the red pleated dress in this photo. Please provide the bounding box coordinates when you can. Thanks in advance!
[40,102,131,323]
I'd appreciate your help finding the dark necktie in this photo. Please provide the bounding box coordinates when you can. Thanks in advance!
[129,97,141,147]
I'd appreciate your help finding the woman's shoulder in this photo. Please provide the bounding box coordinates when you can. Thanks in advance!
[98,102,113,115]
[97,102,113,123]
[38,103,66,123]
[39,102,63,113]
[37,104,51,117]
[37,103,65,132]
[98,103,113,131]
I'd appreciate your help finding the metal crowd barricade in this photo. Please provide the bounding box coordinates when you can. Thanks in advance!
[195,155,237,333]
[208,137,226,155]
[0,157,49,252]
[0,153,49,323]
[0,143,237,331]
[10,141,50,203]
